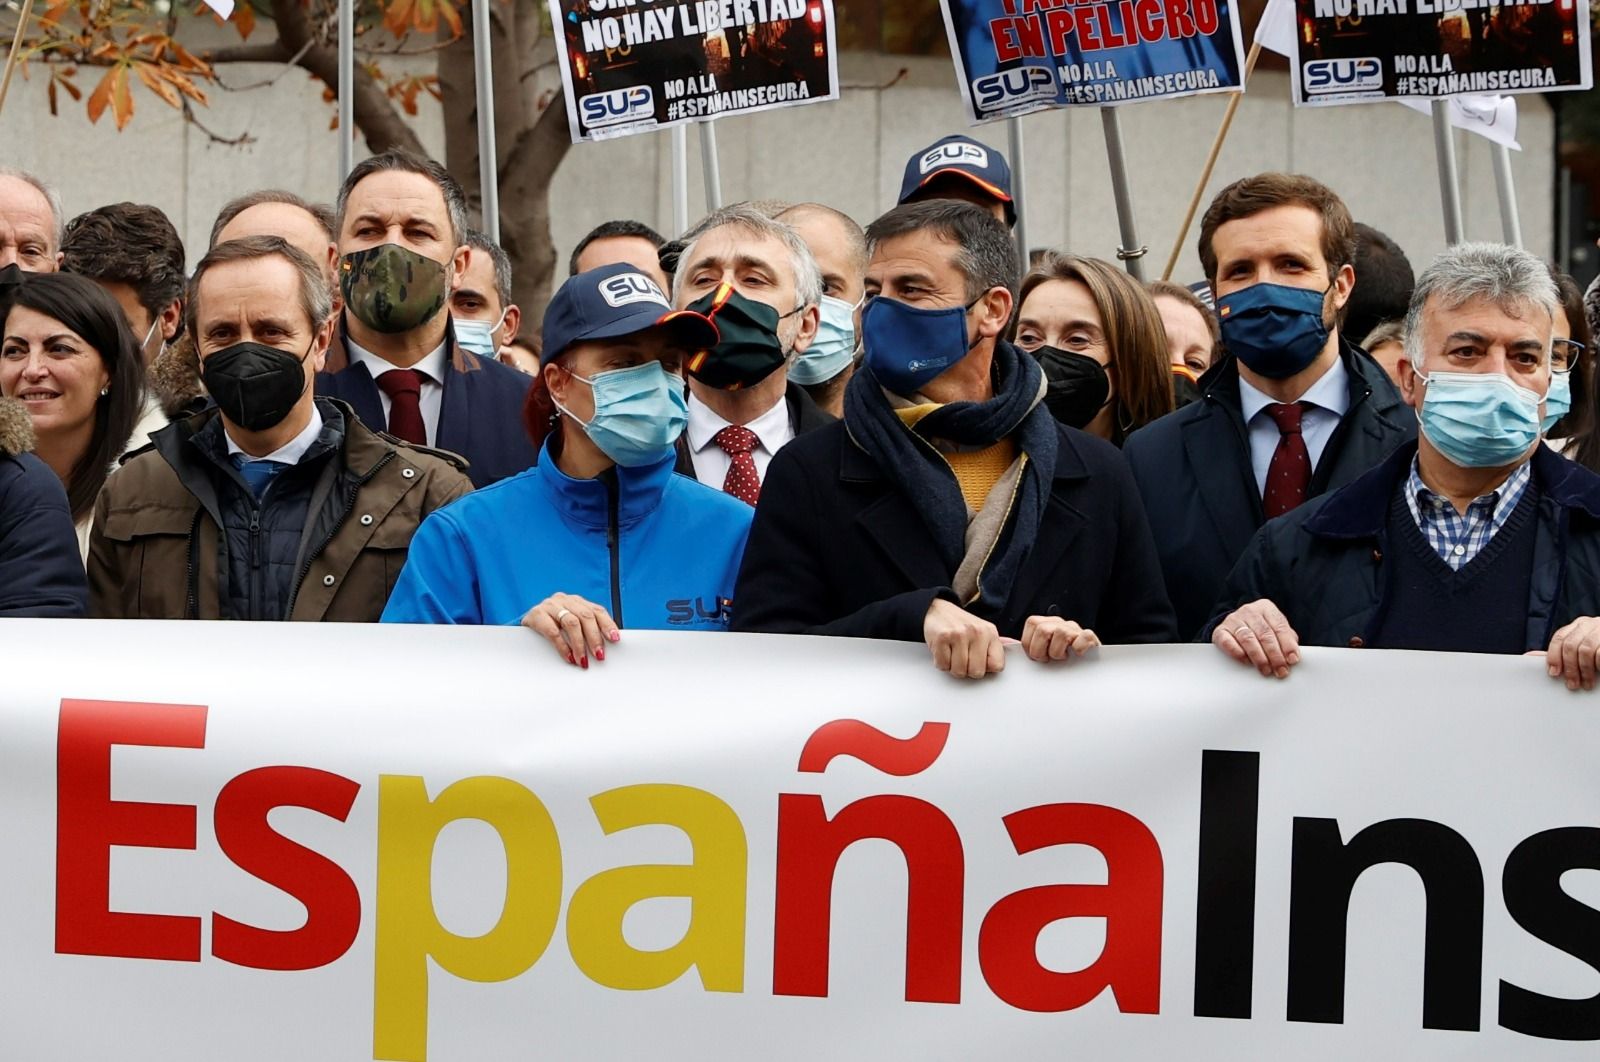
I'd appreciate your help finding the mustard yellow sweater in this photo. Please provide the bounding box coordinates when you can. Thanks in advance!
[896,403,1017,511]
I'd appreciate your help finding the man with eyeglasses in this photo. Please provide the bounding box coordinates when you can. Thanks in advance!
[1206,242,1600,692]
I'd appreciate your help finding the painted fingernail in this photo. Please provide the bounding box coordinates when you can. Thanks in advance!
[567,652,575,665]
[609,630,621,643]
[580,656,589,670]
[596,647,605,661]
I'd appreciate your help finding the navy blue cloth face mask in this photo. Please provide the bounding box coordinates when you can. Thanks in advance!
[861,293,983,396]
[1216,281,1334,380]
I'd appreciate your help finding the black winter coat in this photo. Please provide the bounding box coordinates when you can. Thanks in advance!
[731,418,1177,643]
[0,399,86,618]
[1123,342,1416,640]
[1201,442,1600,651]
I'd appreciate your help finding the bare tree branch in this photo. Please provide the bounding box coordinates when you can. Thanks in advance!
[204,42,292,65]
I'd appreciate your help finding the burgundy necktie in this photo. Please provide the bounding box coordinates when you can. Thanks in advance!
[714,425,761,506]
[376,368,427,445]
[1262,401,1311,519]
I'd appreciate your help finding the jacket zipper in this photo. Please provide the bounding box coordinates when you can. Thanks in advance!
[184,509,203,620]
[283,452,395,618]
[606,470,624,627]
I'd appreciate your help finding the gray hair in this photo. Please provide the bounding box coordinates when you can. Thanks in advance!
[672,204,824,309]
[464,228,513,309]
[778,202,868,276]
[1403,242,1559,366]
[1361,318,1406,353]
[865,200,1018,302]
[0,167,65,252]
[210,189,335,248]
[335,149,468,248]
[186,236,334,341]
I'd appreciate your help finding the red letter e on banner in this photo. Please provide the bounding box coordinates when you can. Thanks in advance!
[56,699,207,961]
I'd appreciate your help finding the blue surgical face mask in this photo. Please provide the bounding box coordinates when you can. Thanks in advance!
[1217,281,1332,380]
[790,293,860,386]
[554,361,688,468]
[1543,371,1572,435]
[861,293,982,396]
[455,311,507,362]
[1415,367,1543,469]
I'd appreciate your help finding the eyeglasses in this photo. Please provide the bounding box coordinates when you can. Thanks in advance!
[1552,337,1585,374]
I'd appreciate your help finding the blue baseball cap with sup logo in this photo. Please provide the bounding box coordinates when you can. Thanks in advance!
[898,134,1016,226]
[540,262,719,366]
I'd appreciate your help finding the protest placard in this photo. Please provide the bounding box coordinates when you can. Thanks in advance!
[938,0,1248,122]
[3,622,1598,1060]
[548,0,839,142]
[1288,0,1592,106]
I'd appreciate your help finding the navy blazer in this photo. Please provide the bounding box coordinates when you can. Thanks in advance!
[315,317,536,488]
[731,418,1177,644]
[1123,341,1416,640]
[1202,442,1600,652]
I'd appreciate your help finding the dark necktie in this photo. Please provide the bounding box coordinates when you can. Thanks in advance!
[376,368,427,445]
[713,425,761,506]
[1262,401,1311,519]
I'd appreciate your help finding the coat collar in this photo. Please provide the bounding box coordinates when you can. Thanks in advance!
[1305,440,1600,540]
[1197,337,1402,422]
[0,397,35,457]
[322,314,478,377]
[533,436,679,530]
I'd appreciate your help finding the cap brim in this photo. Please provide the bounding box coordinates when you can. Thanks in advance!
[917,168,1013,205]
[580,305,720,351]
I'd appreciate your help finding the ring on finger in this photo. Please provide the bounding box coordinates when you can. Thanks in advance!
[556,607,572,623]
[1235,625,1252,635]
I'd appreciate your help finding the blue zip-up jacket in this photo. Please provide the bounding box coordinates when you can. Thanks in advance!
[381,439,753,629]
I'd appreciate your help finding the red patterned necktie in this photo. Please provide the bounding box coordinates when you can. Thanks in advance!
[375,368,427,445]
[714,425,761,506]
[1262,401,1311,519]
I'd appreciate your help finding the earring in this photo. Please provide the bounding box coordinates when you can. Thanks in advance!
[100,387,109,397]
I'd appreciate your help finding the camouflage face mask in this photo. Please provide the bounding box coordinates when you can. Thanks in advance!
[339,243,448,334]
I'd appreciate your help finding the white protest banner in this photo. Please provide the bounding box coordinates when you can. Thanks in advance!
[1284,0,1591,106]
[548,0,838,142]
[938,0,1248,122]
[2,621,1599,1061]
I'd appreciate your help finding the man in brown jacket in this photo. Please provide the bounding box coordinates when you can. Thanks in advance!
[88,236,472,621]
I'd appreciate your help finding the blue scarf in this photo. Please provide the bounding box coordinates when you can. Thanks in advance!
[844,340,1058,616]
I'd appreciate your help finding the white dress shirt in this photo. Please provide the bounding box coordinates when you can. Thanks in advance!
[225,404,325,465]
[1238,355,1350,496]
[347,339,448,446]
[685,390,794,488]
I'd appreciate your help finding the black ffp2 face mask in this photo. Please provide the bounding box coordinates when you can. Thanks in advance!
[1033,345,1111,429]
[202,341,314,432]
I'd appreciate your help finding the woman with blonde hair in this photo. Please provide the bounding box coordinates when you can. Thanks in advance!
[1013,252,1174,445]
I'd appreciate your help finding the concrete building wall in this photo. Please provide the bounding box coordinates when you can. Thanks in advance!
[0,48,1554,290]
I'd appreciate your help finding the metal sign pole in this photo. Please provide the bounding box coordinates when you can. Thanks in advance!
[671,126,689,234]
[699,120,723,211]
[471,0,500,243]
[1008,117,1028,275]
[1432,100,1465,245]
[1492,143,1522,249]
[1100,108,1147,281]
[338,0,354,180]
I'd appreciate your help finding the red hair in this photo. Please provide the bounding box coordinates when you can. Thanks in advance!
[522,359,562,456]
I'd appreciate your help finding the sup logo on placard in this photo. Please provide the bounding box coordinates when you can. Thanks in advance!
[1304,58,1382,95]
[920,142,989,174]
[599,273,668,309]
[580,86,654,129]
[973,67,1056,113]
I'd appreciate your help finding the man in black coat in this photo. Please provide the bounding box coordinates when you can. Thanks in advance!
[1208,243,1600,692]
[315,149,536,488]
[669,204,833,503]
[733,201,1176,678]
[1124,173,1416,639]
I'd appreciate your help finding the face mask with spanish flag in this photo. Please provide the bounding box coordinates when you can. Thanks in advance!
[683,283,798,391]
